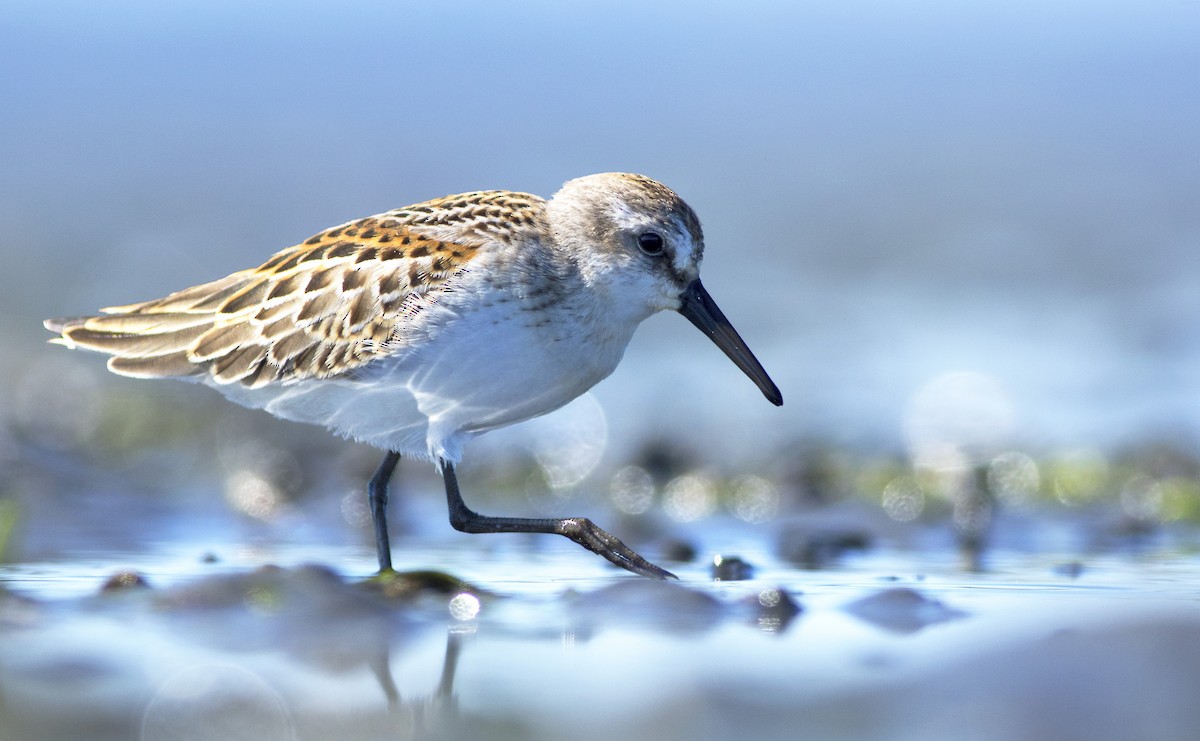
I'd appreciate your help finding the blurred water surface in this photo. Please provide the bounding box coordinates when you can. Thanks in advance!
[4,540,1200,741]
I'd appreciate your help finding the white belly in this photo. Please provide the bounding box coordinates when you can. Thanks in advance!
[207,296,636,464]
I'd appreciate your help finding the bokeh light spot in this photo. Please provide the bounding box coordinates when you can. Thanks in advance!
[662,473,717,523]
[905,372,1015,471]
[523,393,608,491]
[609,466,656,515]
[728,475,780,524]
[1120,474,1164,522]
[448,592,481,621]
[882,476,925,522]
[141,664,293,741]
[988,451,1040,506]
[1049,448,1109,506]
[224,470,284,521]
[339,490,371,528]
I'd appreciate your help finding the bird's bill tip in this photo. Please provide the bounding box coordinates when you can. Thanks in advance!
[677,280,783,406]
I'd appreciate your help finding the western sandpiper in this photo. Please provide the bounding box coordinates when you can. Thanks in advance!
[45,173,782,579]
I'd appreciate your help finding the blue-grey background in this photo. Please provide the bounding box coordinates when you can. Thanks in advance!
[3,0,1199,470]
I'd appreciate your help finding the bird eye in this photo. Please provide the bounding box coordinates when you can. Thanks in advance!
[637,232,665,256]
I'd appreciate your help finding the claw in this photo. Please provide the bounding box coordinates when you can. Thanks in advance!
[560,518,677,580]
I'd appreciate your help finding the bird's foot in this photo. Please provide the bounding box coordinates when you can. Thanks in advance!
[557,517,677,580]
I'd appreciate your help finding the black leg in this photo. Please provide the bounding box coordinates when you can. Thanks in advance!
[440,461,676,580]
[368,450,401,572]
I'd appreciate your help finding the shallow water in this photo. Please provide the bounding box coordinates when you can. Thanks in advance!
[3,530,1199,741]
[3,422,1200,740]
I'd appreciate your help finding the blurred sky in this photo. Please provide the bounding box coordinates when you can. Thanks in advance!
[3,0,1199,464]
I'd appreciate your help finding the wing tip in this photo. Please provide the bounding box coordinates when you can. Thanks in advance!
[44,316,78,334]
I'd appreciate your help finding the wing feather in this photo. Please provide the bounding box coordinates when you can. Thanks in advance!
[211,343,270,385]
[43,194,541,388]
[109,351,202,379]
[268,326,317,366]
[66,323,211,357]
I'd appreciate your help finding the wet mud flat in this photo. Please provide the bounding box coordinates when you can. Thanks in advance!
[2,547,1199,741]
[3,424,1200,740]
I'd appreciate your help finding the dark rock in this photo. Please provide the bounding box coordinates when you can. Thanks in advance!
[711,554,755,581]
[100,571,150,593]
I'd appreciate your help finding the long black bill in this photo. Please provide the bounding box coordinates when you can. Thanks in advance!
[677,279,783,406]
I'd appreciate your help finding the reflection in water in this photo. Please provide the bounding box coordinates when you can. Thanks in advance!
[371,631,464,739]
[0,562,810,740]
[0,566,482,741]
[137,630,468,741]
[5,551,1200,740]
[752,588,802,634]
[843,587,968,636]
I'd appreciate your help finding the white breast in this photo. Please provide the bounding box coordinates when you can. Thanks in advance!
[206,270,641,464]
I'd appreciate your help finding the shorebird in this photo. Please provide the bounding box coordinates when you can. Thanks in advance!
[45,173,782,579]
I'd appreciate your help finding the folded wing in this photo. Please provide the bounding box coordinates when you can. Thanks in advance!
[46,214,487,387]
